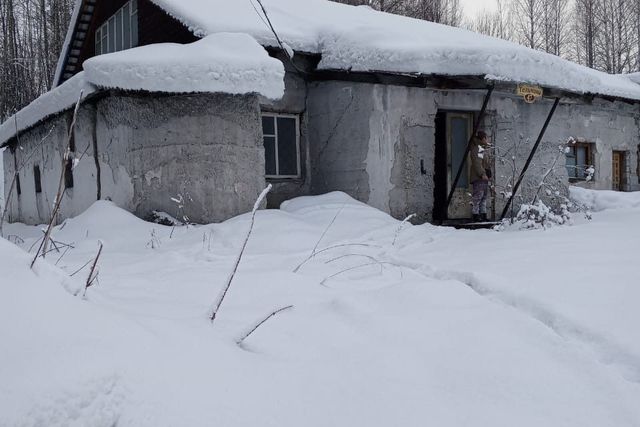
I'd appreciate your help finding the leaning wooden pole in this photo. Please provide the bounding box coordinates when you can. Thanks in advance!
[444,84,494,217]
[500,97,560,221]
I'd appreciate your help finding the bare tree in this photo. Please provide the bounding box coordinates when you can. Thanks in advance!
[540,0,571,57]
[465,0,513,40]
[574,0,599,67]
[511,0,544,49]
[331,0,463,25]
[0,0,74,120]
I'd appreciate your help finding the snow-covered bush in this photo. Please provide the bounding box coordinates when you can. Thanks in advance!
[506,200,571,230]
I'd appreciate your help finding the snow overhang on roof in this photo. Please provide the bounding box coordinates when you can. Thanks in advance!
[83,33,285,98]
[0,73,95,148]
[2,33,284,147]
[139,0,640,101]
[627,73,640,85]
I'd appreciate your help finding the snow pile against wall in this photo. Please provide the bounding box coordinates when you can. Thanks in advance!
[146,0,640,100]
[570,186,640,211]
[0,72,95,146]
[84,33,285,99]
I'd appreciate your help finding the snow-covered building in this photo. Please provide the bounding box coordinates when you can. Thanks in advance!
[2,0,640,225]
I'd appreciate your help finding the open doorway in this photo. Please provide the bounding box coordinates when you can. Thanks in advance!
[433,111,474,222]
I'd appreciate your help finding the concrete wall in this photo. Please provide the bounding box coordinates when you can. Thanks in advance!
[3,92,266,225]
[304,80,640,221]
[307,82,435,221]
[96,92,265,223]
[3,108,99,225]
[4,73,639,226]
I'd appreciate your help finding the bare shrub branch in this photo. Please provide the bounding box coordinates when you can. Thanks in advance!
[293,205,345,273]
[83,241,103,297]
[237,305,294,346]
[294,242,381,272]
[392,213,416,246]
[30,91,83,268]
[210,184,272,324]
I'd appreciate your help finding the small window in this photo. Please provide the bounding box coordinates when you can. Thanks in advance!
[65,158,74,189]
[16,173,21,196]
[34,166,42,194]
[261,113,300,179]
[566,142,594,181]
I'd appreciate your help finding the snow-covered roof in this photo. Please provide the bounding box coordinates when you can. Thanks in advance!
[84,33,284,98]
[140,0,640,101]
[1,33,284,147]
[0,73,96,147]
[627,73,640,85]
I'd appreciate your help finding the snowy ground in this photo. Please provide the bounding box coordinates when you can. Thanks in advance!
[1,190,640,426]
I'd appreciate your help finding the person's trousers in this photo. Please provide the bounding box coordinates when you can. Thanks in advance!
[471,180,489,215]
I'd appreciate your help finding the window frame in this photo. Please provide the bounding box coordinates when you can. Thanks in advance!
[95,0,138,56]
[566,141,595,182]
[261,112,301,180]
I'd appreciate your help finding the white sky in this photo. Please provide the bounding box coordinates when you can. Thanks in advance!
[460,0,497,17]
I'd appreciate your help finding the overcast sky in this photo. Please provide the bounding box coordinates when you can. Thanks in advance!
[460,0,497,17]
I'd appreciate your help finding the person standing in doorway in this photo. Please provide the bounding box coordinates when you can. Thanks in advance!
[470,130,491,222]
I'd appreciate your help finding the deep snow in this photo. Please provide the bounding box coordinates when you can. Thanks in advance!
[1,190,640,426]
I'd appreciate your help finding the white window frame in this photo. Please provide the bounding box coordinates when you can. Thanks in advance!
[95,0,138,56]
[262,113,301,179]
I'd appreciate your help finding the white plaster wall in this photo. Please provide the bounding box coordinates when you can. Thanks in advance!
[366,85,399,212]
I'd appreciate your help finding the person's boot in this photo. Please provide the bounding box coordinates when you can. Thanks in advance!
[480,213,488,222]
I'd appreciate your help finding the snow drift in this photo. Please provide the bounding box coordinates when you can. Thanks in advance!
[570,186,640,211]
[2,191,640,426]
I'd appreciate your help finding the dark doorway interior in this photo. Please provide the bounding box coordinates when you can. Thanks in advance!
[432,110,475,222]
[433,112,447,222]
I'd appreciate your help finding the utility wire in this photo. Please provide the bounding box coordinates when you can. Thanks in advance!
[247,0,309,76]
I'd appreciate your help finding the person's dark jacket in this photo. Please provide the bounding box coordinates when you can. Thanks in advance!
[469,137,489,183]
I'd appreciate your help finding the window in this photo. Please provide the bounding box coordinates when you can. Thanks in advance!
[262,113,300,178]
[16,173,21,196]
[95,0,138,55]
[65,158,74,189]
[566,142,594,181]
[33,166,42,194]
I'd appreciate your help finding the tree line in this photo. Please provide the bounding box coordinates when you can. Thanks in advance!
[1,0,74,121]
[334,0,640,74]
[467,0,640,73]
[1,0,639,121]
